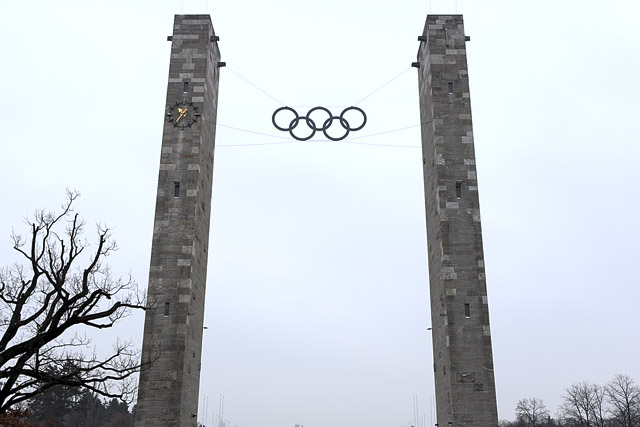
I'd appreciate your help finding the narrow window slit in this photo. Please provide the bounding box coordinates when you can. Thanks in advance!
[448,82,453,94]
[456,181,462,198]
[164,302,170,317]
[464,303,470,318]
[174,181,180,197]
[183,81,189,93]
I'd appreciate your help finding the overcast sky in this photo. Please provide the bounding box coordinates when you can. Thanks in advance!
[1,0,639,426]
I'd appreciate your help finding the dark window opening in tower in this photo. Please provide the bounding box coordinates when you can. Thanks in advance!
[448,82,453,94]
[184,81,189,93]
[174,181,180,197]
[464,303,470,318]
[456,181,462,198]
[164,302,170,317]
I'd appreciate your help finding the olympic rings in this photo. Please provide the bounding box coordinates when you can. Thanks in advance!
[272,106,367,141]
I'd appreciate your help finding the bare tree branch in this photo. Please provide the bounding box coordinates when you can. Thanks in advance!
[560,382,608,427]
[606,374,640,427]
[0,192,152,414]
[516,397,550,427]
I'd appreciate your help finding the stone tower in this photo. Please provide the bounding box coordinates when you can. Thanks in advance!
[135,15,221,427]
[416,15,499,426]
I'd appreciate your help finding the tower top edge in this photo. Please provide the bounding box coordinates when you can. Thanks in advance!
[426,14,464,18]
[174,14,212,20]
[421,15,465,37]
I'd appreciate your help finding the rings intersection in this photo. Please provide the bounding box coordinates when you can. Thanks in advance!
[272,106,367,141]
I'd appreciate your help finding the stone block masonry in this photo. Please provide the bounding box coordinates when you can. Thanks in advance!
[416,15,499,426]
[135,15,221,427]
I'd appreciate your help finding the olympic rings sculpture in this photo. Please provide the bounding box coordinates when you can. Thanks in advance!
[272,106,367,141]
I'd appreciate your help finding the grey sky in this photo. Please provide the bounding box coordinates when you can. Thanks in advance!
[1,0,639,426]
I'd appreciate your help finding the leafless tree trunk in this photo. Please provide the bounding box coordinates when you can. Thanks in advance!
[606,374,640,427]
[516,397,550,427]
[0,191,149,413]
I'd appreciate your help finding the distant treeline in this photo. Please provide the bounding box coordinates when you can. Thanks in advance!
[501,374,640,427]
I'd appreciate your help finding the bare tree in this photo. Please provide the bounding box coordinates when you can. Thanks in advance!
[606,374,640,427]
[0,191,147,413]
[516,397,550,427]
[560,382,607,427]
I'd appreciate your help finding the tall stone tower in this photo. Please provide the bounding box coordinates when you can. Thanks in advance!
[135,15,221,427]
[416,15,499,426]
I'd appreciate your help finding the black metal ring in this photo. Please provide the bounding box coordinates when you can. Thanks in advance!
[288,116,316,141]
[272,106,298,131]
[322,116,350,141]
[340,106,367,131]
[306,107,333,131]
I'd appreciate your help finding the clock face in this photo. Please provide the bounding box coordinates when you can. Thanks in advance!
[166,100,200,129]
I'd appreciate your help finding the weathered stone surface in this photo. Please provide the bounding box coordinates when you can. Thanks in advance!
[416,15,499,427]
[135,14,221,427]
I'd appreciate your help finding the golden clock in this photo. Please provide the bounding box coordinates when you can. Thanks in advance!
[166,100,200,130]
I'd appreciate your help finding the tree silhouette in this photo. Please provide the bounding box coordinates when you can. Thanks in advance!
[0,191,148,413]
[606,374,640,427]
[516,397,550,427]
